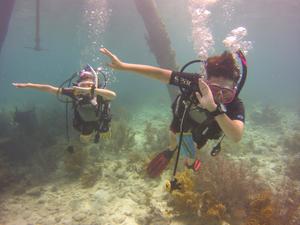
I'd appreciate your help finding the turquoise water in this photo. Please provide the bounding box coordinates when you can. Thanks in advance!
[1,0,300,107]
[0,0,300,224]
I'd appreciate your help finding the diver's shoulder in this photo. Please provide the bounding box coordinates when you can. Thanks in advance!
[229,97,244,107]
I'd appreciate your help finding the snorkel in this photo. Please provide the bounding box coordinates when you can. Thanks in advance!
[235,49,247,97]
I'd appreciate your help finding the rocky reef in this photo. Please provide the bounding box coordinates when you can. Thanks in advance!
[250,104,282,128]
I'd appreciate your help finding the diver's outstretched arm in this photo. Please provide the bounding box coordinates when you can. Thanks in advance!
[13,83,117,101]
[100,48,172,84]
[12,83,60,95]
[94,88,116,100]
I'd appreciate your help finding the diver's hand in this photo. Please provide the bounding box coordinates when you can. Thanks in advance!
[196,79,217,112]
[12,83,31,88]
[99,48,125,70]
[72,86,91,96]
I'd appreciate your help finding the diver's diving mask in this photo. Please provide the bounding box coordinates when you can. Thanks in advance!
[207,82,236,104]
[79,64,99,87]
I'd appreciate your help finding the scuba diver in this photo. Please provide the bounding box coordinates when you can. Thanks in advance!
[12,64,116,144]
[100,47,246,179]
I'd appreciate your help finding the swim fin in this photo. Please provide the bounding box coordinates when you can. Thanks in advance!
[184,158,201,172]
[146,147,177,178]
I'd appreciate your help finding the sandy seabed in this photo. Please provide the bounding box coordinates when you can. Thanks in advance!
[0,103,299,225]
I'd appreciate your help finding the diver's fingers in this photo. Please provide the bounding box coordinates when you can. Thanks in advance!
[100,48,122,66]
[100,48,114,58]
[195,92,202,104]
[195,91,201,99]
[105,62,115,69]
[99,47,109,54]
[12,83,25,88]
[198,79,209,95]
[99,48,109,57]
[12,82,22,86]
[105,48,114,56]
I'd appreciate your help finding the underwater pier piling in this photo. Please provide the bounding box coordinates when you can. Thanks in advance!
[33,0,42,51]
[133,0,179,101]
[0,0,16,55]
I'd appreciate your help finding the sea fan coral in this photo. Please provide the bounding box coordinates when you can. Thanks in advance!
[245,191,274,225]
[168,170,229,224]
[196,156,264,211]
[170,170,201,212]
[272,179,300,225]
[206,203,226,220]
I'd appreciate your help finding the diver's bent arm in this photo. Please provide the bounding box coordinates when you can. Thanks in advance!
[72,86,116,100]
[119,63,172,84]
[12,83,59,95]
[195,80,244,142]
[214,115,244,142]
[94,88,116,100]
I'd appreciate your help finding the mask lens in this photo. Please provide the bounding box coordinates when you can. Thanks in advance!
[221,88,235,103]
[208,84,236,104]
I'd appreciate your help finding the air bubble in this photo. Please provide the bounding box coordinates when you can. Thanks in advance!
[223,27,252,54]
[188,0,216,59]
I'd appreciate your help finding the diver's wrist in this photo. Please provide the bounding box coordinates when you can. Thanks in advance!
[119,62,130,71]
[207,103,218,112]
[209,103,227,117]
[73,86,89,94]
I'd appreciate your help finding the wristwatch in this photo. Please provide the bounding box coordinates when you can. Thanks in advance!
[210,103,227,117]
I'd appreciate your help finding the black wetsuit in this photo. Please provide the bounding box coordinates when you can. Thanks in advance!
[169,71,245,148]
